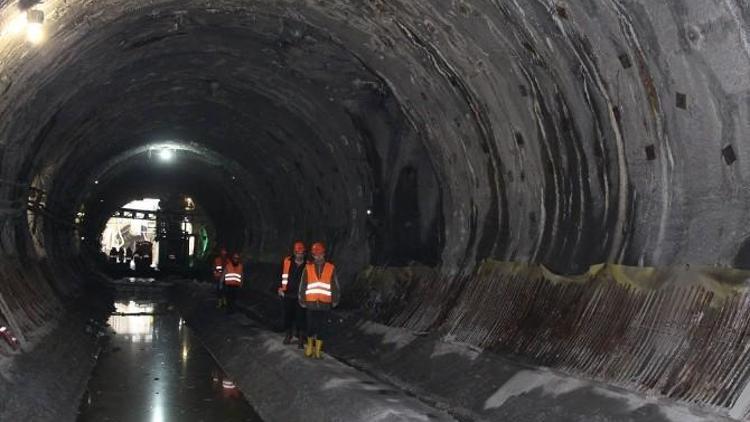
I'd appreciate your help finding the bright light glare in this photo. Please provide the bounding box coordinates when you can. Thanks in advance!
[2,13,27,36]
[26,22,44,44]
[158,148,174,161]
[1,12,45,44]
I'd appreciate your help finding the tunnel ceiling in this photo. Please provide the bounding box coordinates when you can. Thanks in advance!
[0,0,749,274]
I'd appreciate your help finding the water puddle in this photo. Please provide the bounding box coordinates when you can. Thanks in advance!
[77,293,262,422]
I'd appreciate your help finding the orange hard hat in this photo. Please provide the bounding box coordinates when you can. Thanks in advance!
[293,241,306,254]
[311,242,325,256]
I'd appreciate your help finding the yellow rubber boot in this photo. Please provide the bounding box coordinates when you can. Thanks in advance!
[314,339,323,359]
[304,337,314,358]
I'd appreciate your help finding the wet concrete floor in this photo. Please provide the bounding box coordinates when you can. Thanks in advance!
[77,293,262,422]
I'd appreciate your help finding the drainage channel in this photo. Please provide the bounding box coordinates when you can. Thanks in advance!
[77,290,262,422]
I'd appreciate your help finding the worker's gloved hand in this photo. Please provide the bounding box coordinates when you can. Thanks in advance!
[277,289,285,298]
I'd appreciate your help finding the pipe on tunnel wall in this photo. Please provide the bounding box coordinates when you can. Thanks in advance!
[0,0,748,417]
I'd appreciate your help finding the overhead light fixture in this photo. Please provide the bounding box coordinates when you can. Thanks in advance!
[158,148,174,162]
[25,9,44,44]
[1,9,45,44]
[26,10,44,24]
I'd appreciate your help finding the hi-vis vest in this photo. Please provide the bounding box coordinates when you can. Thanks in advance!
[224,262,243,287]
[279,256,292,291]
[304,262,334,303]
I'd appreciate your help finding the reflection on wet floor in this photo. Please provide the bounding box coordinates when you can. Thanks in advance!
[78,294,262,422]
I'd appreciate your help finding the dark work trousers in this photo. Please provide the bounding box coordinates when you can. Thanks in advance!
[214,278,223,298]
[283,297,306,336]
[224,285,239,313]
[306,310,330,340]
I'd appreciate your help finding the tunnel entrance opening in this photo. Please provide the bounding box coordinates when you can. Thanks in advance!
[98,195,210,277]
[102,198,160,272]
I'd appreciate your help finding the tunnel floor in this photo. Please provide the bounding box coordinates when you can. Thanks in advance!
[76,289,262,422]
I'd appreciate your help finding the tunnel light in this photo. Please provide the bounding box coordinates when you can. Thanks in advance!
[2,13,27,36]
[366,209,373,216]
[26,22,43,44]
[25,10,44,43]
[26,10,44,25]
[157,148,174,162]
[1,9,44,44]
[94,180,99,185]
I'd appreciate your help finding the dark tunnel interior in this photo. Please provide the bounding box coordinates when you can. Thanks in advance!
[2,0,750,421]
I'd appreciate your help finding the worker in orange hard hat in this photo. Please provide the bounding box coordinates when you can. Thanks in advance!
[278,241,308,348]
[298,242,339,359]
[223,252,244,314]
[213,247,229,309]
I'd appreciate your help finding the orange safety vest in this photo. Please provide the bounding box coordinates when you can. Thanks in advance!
[304,262,334,303]
[279,256,292,291]
[224,262,243,287]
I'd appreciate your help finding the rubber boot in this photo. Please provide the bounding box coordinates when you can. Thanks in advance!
[297,335,305,349]
[314,339,323,359]
[283,331,292,345]
[304,337,314,358]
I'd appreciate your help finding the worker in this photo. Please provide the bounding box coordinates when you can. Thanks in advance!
[108,247,118,264]
[278,241,308,348]
[223,252,244,314]
[132,249,141,270]
[125,247,133,264]
[117,247,125,264]
[213,248,228,308]
[298,242,339,359]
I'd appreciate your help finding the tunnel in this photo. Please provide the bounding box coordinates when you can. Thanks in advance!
[1,0,750,421]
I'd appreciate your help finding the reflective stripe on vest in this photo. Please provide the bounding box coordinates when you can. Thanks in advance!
[224,262,243,286]
[224,273,242,286]
[305,262,334,303]
[213,258,225,279]
[280,257,291,291]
